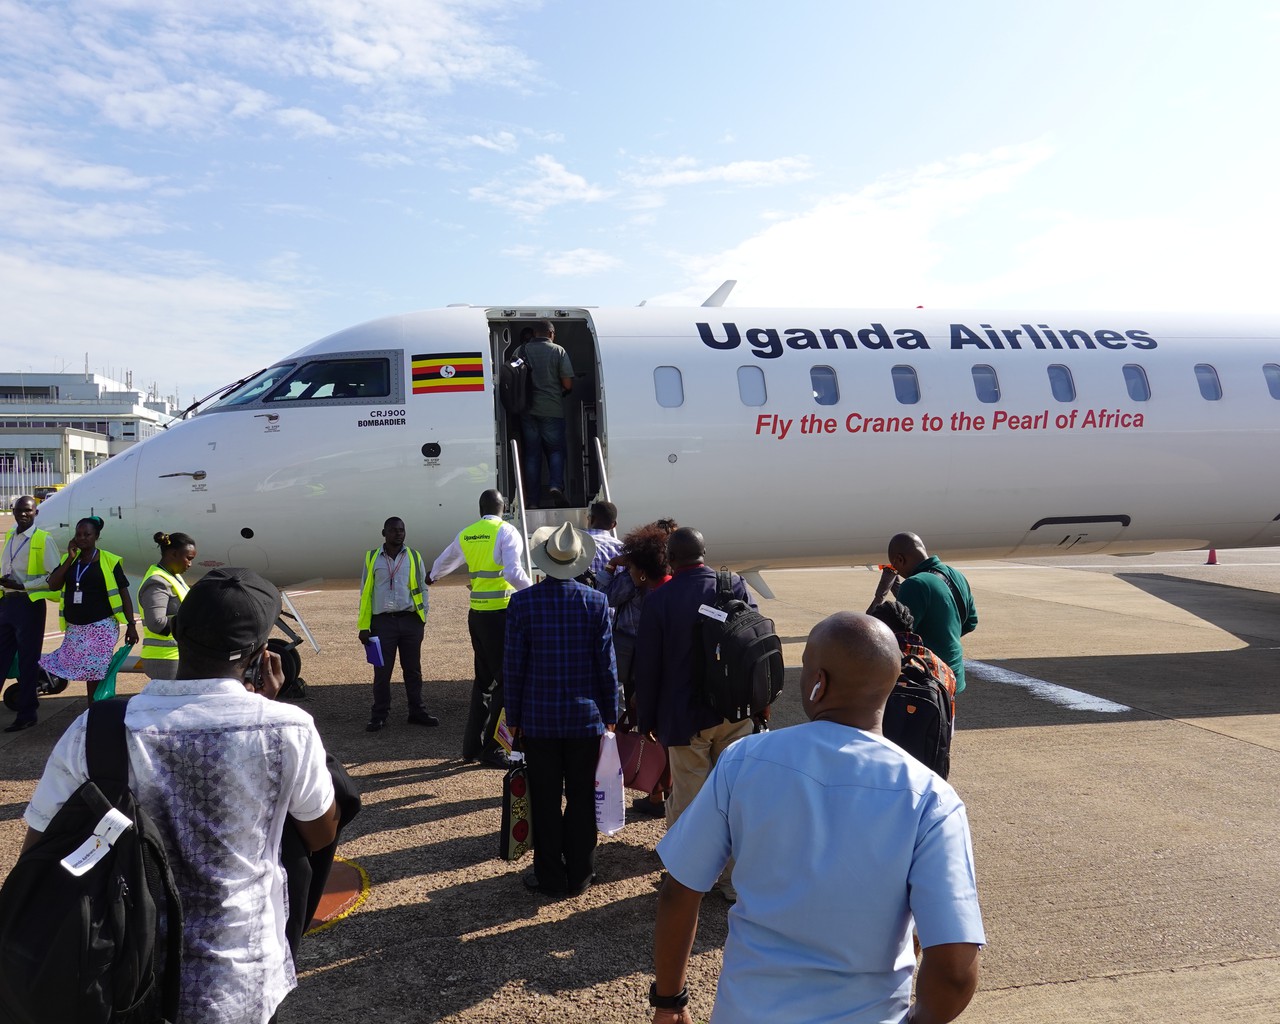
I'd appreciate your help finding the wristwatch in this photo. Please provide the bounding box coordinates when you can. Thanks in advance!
[648,983,689,1010]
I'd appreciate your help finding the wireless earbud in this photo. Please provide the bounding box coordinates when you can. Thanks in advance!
[809,681,822,702]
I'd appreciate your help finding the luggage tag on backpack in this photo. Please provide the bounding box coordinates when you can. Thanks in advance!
[61,807,134,877]
[697,604,728,622]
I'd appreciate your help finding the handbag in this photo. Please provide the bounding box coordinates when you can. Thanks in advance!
[498,752,533,861]
[615,730,667,794]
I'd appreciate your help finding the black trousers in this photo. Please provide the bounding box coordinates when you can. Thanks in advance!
[523,735,600,891]
[369,611,426,721]
[463,608,507,759]
[0,595,47,720]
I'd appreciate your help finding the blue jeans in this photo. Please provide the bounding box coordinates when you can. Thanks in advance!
[520,415,566,499]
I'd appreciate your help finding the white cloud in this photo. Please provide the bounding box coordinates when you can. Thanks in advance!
[357,150,414,168]
[542,248,621,276]
[0,184,165,240]
[274,106,341,138]
[644,141,1280,315]
[626,155,814,189]
[0,247,311,399]
[469,154,612,216]
[647,144,1053,307]
[466,131,518,153]
[0,125,156,191]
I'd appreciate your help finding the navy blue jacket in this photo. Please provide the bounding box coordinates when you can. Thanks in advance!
[633,565,756,747]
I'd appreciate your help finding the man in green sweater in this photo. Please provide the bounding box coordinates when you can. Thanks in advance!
[873,533,978,693]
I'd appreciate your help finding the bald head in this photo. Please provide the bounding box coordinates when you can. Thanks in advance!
[801,611,903,730]
[887,532,928,575]
[667,527,706,570]
[479,489,505,516]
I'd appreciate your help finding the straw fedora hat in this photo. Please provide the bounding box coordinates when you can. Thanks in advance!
[529,522,597,580]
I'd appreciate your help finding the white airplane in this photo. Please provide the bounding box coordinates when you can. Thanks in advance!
[31,285,1280,679]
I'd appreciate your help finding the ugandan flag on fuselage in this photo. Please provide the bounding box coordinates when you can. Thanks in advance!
[411,352,485,395]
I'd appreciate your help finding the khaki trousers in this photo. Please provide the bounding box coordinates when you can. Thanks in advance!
[665,717,755,828]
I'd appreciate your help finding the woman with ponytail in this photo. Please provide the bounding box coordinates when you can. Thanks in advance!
[41,516,139,703]
[138,531,197,679]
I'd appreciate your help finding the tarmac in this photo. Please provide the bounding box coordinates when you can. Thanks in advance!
[2,536,1279,1023]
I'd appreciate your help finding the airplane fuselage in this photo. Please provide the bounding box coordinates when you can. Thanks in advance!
[34,304,1280,586]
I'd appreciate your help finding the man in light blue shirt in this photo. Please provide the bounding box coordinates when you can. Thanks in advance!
[651,611,985,1024]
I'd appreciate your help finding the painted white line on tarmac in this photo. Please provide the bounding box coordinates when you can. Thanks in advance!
[965,660,1132,713]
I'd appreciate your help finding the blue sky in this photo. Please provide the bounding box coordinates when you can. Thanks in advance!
[2,0,1278,401]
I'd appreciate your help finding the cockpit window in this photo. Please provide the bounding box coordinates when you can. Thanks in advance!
[206,364,297,409]
[265,358,391,403]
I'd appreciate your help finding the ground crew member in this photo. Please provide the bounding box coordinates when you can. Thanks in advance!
[138,530,197,680]
[0,495,61,731]
[428,489,531,767]
[358,516,435,732]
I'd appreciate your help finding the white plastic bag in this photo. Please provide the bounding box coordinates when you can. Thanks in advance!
[595,731,626,836]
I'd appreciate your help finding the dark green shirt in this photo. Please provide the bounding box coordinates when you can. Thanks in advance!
[897,556,977,692]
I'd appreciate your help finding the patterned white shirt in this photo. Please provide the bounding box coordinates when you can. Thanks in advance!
[25,679,336,1024]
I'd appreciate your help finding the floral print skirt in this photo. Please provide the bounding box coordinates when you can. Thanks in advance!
[41,619,119,682]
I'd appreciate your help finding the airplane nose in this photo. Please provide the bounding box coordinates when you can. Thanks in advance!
[40,449,141,553]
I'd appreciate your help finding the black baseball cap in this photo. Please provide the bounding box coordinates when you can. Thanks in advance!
[173,567,281,662]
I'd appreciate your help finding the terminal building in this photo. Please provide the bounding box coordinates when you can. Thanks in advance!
[0,371,179,503]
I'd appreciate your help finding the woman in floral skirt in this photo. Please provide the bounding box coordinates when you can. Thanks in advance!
[41,516,139,703]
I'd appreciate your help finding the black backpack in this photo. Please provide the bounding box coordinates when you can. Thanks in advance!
[695,570,784,722]
[498,344,531,413]
[0,698,183,1024]
[883,653,954,779]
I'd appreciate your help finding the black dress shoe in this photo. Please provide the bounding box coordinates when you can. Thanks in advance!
[631,795,666,817]
[365,719,386,733]
[4,718,36,733]
[566,874,597,897]
[523,873,565,896]
[478,751,511,770]
[406,711,440,727]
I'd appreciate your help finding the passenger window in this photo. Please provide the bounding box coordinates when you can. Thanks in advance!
[1047,364,1076,403]
[810,366,839,406]
[737,365,767,406]
[1265,363,1280,400]
[653,366,684,408]
[1122,364,1151,402]
[1194,363,1222,401]
[891,365,920,405]
[971,364,1000,404]
[266,358,390,402]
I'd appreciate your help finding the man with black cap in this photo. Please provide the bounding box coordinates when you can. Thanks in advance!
[22,567,340,1024]
[504,522,618,897]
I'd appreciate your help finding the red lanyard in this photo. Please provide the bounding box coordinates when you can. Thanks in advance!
[381,551,405,589]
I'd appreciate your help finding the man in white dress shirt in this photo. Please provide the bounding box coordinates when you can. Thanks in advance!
[429,489,531,768]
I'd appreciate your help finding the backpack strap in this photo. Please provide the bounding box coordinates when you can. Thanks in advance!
[85,696,131,805]
[925,568,968,625]
[716,568,734,604]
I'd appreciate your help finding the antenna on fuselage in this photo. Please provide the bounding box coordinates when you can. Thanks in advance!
[701,280,737,307]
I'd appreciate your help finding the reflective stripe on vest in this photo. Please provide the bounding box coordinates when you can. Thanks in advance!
[458,519,513,611]
[3,527,58,602]
[357,548,427,630]
[139,564,189,661]
[58,549,127,630]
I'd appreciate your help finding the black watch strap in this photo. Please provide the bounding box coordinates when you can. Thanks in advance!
[648,982,689,1010]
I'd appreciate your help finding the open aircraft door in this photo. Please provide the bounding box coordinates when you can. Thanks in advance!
[1011,514,1132,556]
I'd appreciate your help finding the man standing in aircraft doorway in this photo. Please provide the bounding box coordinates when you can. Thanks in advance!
[428,490,532,768]
[520,319,574,508]
[873,533,978,695]
[357,516,436,733]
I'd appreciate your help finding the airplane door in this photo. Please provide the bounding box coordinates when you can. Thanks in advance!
[1012,515,1131,556]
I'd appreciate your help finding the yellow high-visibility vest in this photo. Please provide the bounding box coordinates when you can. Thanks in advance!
[138,564,189,662]
[357,547,427,630]
[58,549,127,630]
[2,527,57,602]
[459,519,514,611]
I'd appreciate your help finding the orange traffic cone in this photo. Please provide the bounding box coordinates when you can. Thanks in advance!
[1205,548,1218,565]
